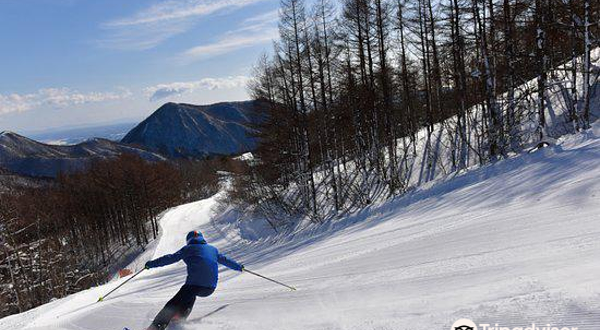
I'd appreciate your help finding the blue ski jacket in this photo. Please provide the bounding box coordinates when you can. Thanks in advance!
[145,231,243,288]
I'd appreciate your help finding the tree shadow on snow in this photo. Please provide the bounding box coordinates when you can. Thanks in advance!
[207,132,600,289]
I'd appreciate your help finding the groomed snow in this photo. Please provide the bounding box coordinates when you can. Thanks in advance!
[1,124,599,330]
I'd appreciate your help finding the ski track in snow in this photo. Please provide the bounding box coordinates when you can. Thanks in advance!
[1,126,599,330]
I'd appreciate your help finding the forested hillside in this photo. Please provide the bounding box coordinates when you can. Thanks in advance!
[0,131,165,178]
[0,156,235,317]
[235,0,600,223]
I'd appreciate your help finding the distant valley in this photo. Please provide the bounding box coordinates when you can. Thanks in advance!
[28,122,138,145]
[0,131,165,178]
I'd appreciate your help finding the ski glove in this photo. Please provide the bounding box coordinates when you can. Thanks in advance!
[144,261,152,270]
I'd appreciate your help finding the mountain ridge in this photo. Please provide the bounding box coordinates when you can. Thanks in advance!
[121,100,266,158]
[0,100,268,177]
[0,131,165,178]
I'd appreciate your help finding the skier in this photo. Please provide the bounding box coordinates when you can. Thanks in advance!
[143,230,243,330]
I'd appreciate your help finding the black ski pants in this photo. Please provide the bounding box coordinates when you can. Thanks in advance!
[149,285,215,330]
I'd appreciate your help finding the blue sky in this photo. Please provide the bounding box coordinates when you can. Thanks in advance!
[0,0,279,133]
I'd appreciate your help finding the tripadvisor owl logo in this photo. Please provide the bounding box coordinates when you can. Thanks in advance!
[452,319,478,330]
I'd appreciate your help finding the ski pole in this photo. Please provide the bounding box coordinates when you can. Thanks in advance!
[97,268,146,302]
[243,268,297,291]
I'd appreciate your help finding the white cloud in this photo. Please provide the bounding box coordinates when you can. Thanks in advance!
[181,33,277,61]
[145,76,250,101]
[106,0,267,27]
[97,20,191,51]
[0,88,132,115]
[99,0,269,50]
[241,9,279,26]
[179,10,279,62]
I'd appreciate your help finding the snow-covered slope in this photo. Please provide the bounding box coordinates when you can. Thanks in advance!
[121,101,267,158]
[0,131,165,177]
[1,123,598,330]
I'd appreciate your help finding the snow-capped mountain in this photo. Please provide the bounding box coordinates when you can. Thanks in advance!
[121,100,267,158]
[0,131,165,178]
